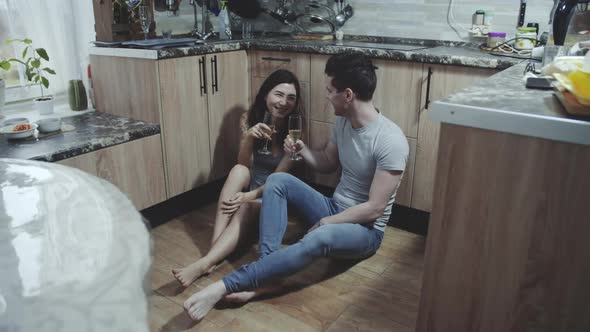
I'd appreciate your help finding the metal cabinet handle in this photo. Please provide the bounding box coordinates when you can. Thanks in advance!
[199,56,207,95]
[211,55,218,94]
[261,57,291,63]
[425,67,433,110]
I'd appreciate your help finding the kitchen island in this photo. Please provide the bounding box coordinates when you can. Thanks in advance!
[417,62,590,332]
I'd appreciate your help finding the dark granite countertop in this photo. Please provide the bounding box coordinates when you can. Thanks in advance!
[430,62,590,145]
[0,112,160,162]
[91,36,523,70]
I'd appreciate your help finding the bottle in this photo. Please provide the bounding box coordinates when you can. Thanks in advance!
[473,10,485,25]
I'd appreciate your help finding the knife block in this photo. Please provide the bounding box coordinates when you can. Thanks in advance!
[92,0,157,42]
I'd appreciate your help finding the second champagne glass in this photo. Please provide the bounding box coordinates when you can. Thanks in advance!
[288,114,303,161]
[138,5,151,40]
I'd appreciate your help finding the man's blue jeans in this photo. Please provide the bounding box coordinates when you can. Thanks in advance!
[222,173,384,293]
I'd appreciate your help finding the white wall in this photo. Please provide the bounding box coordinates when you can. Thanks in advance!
[338,0,555,41]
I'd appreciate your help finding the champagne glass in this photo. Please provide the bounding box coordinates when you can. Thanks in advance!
[288,114,303,161]
[138,5,151,40]
[257,112,273,155]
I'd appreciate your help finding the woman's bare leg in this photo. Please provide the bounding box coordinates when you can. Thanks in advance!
[211,164,252,244]
[173,201,261,287]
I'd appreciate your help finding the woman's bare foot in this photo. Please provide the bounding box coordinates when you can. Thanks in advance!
[223,283,282,303]
[172,260,211,287]
[183,281,227,321]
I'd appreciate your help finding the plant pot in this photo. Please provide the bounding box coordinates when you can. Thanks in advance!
[34,96,54,115]
[0,78,5,114]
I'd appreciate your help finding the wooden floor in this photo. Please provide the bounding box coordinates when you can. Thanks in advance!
[148,202,426,332]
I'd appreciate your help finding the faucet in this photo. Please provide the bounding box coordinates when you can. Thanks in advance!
[189,0,216,40]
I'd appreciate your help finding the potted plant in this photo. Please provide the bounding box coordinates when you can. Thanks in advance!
[1,39,56,114]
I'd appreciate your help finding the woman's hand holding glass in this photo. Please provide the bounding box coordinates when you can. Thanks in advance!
[248,122,274,141]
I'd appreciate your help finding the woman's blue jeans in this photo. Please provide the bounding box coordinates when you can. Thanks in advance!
[222,172,384,293]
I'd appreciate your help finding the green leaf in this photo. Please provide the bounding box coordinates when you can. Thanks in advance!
[0,61,10,71]
[25,68,33,81]
[22,47,28,59]
[24,38,32,44]
[31,59,40,68]
[42,67,56,75]
[36,48,49,61]
[41,77,49,89]
[33,75,40,83]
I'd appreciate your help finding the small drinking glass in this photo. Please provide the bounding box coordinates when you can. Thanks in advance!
[257,112,273,155]
[288,114,303,161]
[138,5,151,40]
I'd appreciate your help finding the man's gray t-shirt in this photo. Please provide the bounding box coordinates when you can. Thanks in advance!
[330,113,409,232]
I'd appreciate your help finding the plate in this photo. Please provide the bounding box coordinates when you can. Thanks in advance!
[0,123,38,139]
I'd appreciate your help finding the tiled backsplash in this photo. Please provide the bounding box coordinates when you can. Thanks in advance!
[155,0,556,42]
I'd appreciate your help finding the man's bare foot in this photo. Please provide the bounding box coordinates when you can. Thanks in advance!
[223,283,282,303]
[172,260,210,287]
[183,280,227,321]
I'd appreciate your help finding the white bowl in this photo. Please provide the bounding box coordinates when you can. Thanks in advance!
[2,118,29,126]
[36,117,62,133]
[0,123,37,139]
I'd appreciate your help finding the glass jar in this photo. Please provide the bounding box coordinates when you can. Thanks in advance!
[487,32,506,48]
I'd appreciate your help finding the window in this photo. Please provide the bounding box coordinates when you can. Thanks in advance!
[0,0,95,103]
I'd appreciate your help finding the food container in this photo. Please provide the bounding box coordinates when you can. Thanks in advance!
[515,27,537,50]
[36,117,62,133]
[0,123,37,139]
[487,32,506,48]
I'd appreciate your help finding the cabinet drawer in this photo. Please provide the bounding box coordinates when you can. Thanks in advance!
[249,51,310,82]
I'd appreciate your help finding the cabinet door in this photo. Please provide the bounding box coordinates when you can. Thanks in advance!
[372,60,422,138]
[57,135,167,210]
[412,65,497,212]
[249,50,311,82]
[310,54,334,123]
[308,120,341,188]
[158,56,211,197]
[207,51,250,181]
[310,55,423,139]
[395,137,416,207]
[90,55,160,124]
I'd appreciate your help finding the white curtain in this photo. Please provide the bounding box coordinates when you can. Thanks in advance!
[1,0,95,96]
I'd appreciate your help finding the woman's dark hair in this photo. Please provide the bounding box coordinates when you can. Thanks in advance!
[247,69,302,149]
[324,52,378,101]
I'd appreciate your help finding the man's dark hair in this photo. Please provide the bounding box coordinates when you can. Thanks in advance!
[324,52,378,101]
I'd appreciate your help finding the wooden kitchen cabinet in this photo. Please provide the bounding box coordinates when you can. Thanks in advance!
[309,54,421,202]
[206,51,250,181]
[158,56,211,197]
[249,50,310,82]
[92,51,249,199]
[159,51,249,197]
[412,65,497,212]
[310,54,422,138]
[57,134,167,210]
